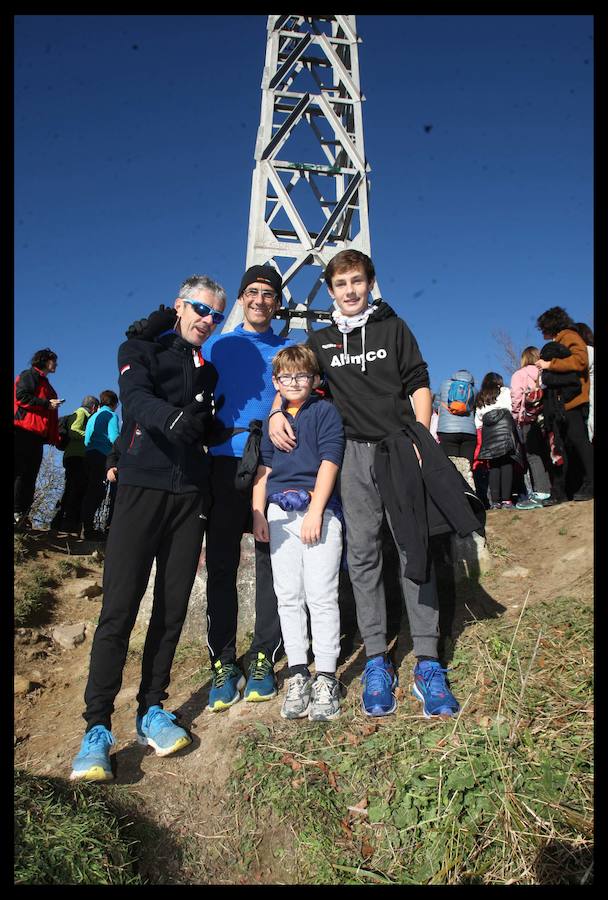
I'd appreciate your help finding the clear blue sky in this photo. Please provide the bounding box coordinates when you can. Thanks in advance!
[14,14,593,417]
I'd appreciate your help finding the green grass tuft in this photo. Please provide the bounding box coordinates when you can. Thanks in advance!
[14,770,143,885]
[14,569,59,627]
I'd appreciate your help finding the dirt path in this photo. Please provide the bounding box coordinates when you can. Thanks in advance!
[14,499,593,881]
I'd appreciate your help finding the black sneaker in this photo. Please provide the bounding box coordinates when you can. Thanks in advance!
[573,486,593,502]
[60,520,82,536]
[83,529,106,542]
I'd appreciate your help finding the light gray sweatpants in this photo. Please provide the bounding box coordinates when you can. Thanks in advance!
[339,439,439,659]
[267,505,342,673]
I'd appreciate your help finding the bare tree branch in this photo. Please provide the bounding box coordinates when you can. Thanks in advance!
[30,448,65,528]
[492,328,520,377]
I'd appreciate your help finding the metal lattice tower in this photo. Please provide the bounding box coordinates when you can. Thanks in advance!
[223,14,379,335]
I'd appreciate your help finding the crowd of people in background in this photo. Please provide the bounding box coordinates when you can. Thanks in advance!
[13,351,122,539]
[13,260,594,783]
[432,308,593,511]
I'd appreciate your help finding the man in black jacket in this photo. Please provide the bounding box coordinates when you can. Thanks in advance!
[70,274,226,782]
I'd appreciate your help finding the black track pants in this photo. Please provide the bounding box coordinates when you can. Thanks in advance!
[437,432,476,464]
[561,404,593,492]
[81,450,108,532]
[488,455,514,504]
[83,484,207,729]
[59,456,88,525]
[205,455,283,666]
[14,428,44,516]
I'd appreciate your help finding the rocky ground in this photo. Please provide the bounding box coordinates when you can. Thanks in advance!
[13,498,594,883]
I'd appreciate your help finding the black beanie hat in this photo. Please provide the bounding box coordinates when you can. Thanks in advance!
[238,265,282,299]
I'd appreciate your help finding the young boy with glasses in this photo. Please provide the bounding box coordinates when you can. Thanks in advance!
[252,345,345,721]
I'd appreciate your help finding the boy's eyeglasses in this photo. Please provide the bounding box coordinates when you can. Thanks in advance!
[275,372,314,386]
[179,298,225,324]
[243,288,277,302]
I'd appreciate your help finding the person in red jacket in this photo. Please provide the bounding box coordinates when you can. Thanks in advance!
[14,348,62,529]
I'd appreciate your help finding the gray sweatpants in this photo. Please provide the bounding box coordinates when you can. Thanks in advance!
[339,439,439,659]
[267,505,342,673]
[520,422,552,495]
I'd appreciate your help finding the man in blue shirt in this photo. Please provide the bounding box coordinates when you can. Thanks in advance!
[82,389,120,540]
[203,266,294,710]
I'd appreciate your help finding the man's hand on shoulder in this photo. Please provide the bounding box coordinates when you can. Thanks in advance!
[125,304,177,340]
[268,411,296,452]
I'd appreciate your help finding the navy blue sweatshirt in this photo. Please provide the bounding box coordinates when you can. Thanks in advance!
[259,394,345,497]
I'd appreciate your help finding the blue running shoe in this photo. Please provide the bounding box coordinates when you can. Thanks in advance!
[136,706,192,756]
[244,652,277,702]
[361,656,398,717]
[207,659,246,712]
[412,660,460,718]
[70,725,115,782]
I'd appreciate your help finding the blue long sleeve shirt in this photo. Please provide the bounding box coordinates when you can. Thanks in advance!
[203,324,295,459]
[259,394,345,497]
[84,405,121,456]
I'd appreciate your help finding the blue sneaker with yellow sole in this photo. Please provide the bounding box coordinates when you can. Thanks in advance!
[70,724,115,782]
[244,652,277,702]
[136,706,192,756]
[412,660,460,718]
[207,659,246,712]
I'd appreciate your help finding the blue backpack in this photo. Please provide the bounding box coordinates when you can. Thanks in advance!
[444,379,474,416]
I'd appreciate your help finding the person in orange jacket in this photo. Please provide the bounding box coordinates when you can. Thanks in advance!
[14,347,62,529]
[535,306,593,501]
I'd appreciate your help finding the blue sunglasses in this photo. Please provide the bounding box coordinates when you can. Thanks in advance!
[179,297,225,325]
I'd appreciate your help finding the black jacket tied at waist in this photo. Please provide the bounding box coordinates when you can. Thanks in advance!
[374,422,485,583]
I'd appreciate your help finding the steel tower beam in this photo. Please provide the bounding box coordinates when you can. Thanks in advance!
[223,14,379,335]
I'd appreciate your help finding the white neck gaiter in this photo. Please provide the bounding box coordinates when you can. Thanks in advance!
[331,303,375,372]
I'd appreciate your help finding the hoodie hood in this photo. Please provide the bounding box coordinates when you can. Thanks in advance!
[451,369,474,384]
[370,299,397,321]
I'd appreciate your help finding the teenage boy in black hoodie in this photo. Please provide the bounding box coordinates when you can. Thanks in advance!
[269,249,460,719]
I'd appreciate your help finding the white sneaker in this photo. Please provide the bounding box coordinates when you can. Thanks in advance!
[281,673,312,719]
[530,491,551,501]
[309,674,341,721]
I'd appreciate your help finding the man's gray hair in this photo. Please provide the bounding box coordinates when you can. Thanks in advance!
[179,274,226,306]
[82,395,99,411]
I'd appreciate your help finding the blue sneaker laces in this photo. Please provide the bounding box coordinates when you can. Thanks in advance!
[84,724,115,750]
[416,661,459,713]
[362,658,394,693]
[143,706,178,730]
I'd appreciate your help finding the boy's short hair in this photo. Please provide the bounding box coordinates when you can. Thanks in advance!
[272,344,320,377]
[324,249,375,288]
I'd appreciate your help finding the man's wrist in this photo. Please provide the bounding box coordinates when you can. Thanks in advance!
[268,408,284,419]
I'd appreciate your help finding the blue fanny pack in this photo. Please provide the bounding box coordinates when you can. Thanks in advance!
[267,489,311,511]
